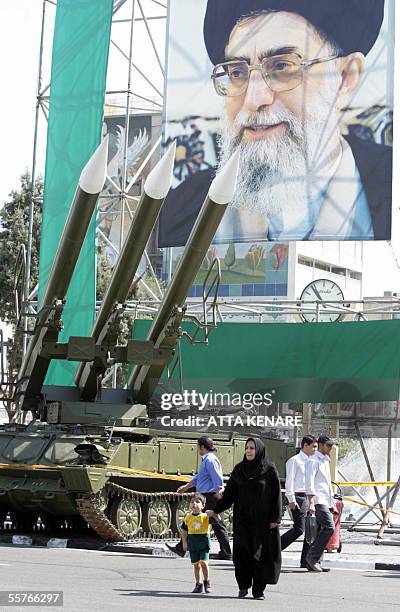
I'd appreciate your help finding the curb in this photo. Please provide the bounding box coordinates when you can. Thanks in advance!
[0,533,106,550]
[283,555,400,572]
[375,562,400,571]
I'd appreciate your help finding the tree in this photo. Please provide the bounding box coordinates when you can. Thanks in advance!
[224,243,236,270]
[0,172,43,323]
[96,241,113,301]
[0,172,43,421]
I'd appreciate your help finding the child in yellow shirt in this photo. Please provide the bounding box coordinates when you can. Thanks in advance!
[181,493,213,593]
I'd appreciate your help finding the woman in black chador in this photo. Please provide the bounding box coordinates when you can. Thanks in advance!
[212,437,282,600]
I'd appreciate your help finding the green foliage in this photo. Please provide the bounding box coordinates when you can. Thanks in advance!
[0,171,43,323]
[244,245,265,271]
[0,172,43,421]
[224,243,236,269]
[96,243,113,301]
[336,437,358,460]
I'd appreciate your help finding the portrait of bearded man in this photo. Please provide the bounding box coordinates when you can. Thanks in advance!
[158,0,392,246]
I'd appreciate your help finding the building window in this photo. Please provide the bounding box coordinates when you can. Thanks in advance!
[314,260,330,272]
[298,257,313,267]
[331,266,346,276]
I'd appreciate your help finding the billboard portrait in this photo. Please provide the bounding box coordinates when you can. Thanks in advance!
[159,0,395,246]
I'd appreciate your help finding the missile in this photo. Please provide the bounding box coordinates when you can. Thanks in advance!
[75,141,176,399]
[16,136,109,406]
[127,149,240,403]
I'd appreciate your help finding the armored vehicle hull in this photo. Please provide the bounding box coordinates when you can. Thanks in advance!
[0,421,294,540]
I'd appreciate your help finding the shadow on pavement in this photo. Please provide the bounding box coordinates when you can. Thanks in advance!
[114,588,242,600]
[362,572,400,579]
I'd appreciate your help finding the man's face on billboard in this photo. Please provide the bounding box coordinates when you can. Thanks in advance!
[218,11,363,223]
[224,11,339,140]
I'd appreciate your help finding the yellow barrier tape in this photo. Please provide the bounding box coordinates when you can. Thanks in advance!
[334,481,395,487]
[0,462,191,482]
[342,495,400,517]
[103,466,191,482]
[0,463,59,470]
[280,481,396,492]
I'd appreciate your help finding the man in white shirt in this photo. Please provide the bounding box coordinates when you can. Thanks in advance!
[305,435,337,572]
[281,435,317,567]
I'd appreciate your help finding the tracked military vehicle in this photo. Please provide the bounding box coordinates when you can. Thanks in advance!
[0,143,294,541]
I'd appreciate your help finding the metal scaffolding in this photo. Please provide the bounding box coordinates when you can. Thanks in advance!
[22,0,168,359]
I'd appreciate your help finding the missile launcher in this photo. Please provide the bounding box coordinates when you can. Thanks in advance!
[0,147,294,540]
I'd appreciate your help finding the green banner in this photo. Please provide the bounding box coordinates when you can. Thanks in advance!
[39,0,113,385]
[133,319,400,402]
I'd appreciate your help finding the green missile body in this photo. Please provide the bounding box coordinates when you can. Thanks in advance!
[75,142,176,400]
[15,136,109,409]
[128,149,240,403]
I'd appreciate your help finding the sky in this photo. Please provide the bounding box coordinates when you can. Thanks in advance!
[0,0,399,298]
[0,1,44,203]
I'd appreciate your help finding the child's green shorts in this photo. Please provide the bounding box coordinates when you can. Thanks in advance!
[190,549,209,564]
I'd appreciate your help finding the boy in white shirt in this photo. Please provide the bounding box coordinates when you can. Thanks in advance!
[305,435,337,572]
[281,435,317,567]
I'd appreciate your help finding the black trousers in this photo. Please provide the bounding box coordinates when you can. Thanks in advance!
[306,504,335,564]
[234,542,267,597]
[175,492,231,556]
[203,492,231,556]
[280,494,309,566]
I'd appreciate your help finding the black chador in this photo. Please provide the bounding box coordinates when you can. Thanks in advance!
[214,437,282,596]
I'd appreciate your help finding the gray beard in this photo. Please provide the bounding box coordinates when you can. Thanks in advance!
[218,86,341,220]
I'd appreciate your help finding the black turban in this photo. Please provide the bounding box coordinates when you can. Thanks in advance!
[204,0,385,65]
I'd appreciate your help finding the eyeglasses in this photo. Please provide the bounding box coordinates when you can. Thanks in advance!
[211,53,338,97]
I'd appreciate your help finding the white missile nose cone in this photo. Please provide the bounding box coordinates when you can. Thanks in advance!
[209,149,240,205]
[144,140,176,200]
[79,134,109,194]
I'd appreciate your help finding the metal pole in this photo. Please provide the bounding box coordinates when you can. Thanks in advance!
[112,364,118,389]
[376,473,400,540]
[137,0,165,75]
[113,0,129,15]
[126,135,162,193]
[337,468,382,522]
[110,40,163,100]
[348,483,395,529]
[23,0,47,354]
[177,341,184,394]
[150,0,167,8]
[143,250,163,298]
[167,247,173,283]
[119,0,136,252]
[354,422,386,519]
[387,424,392,511]
[302,403,312,438]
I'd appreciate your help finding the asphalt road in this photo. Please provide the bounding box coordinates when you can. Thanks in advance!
[0,546,398,612]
